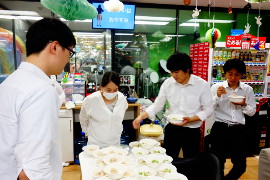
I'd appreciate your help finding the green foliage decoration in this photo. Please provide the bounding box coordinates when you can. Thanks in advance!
[41,0,98,21]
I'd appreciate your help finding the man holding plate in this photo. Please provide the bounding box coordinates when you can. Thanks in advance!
[132,52,213,160]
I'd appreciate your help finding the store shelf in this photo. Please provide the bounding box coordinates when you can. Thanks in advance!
[213,62,266,66]
[212,80,264,85]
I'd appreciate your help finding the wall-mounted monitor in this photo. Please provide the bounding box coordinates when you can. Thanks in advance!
[92,2,135,30]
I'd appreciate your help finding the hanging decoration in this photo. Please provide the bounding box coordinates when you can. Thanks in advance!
[253,3,262,50]
[191,0,200,41]
[184,0,192,5]
[205,28,221,48]
[41,0,97,21]
[104,0,124,12]
[208,0,212,27]
[244,23,251,34]
[192,8,201,19]
[244,2,251,34]
[228,0,233,14]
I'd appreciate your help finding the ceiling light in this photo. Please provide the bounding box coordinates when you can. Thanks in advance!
[0,10,39,16]
[73,32,103,36]
[115,33,134,36]
[115,41,132,43]
[136,16,175,21]
[167,35,186,37]
[60,18,92,22]
[179,23,199,27]
[135,21,169,25]
[16,16,42,20]
[187,19,235,23]
[0,15,16,19]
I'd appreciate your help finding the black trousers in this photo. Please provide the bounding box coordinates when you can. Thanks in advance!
[163,123,200,161]
[210,121,247,180]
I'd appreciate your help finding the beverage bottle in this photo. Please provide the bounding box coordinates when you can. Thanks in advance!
[231,50,236,59]
[74,131,87,165]
[244,52,248,61]
[216,67,222,80]
[235,50,240,59]
[260,55,265,62]
[227,50,232,59]
[239,51,244,61]
[222,50,228,62]
[256,55,261,62]
[214,49,219,64]
[246,72,251,80]
[218,49,223,62]
[248,52,252,61]
[259,73,263,80]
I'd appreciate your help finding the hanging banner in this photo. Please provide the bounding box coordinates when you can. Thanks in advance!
[226,34,266,49]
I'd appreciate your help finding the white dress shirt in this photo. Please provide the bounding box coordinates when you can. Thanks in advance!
[211,80,256,125]
[146,75,213,128]
[80,91,128,148]
[0,62,62,180]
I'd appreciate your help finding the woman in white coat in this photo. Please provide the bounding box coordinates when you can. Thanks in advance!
[80,71,128,148]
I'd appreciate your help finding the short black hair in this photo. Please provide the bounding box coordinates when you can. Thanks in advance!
[101,71,120,87]
[223,59,246,75]
[26,17,76,57]
[166,52,193,74]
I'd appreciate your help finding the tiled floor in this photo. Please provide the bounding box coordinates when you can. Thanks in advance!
[62,157,259,180]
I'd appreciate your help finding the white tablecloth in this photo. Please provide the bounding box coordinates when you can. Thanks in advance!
[79,152,97,180]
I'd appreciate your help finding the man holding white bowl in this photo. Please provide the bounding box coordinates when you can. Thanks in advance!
[210,59,256,180]
[132,52,213,161]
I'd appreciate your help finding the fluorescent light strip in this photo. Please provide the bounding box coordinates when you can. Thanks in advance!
[135,21,169,25]
[187,19,235,23]
[60,18,92,22]
[0,10,39,16]
[115,33,134,36]
[115,41,132,42]
[179,23,199,27]
[167,35,186,37]
[136,16,175,21]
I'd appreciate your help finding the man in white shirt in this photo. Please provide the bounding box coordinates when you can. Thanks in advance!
[210,59,256,180]
[0,18,76,180]
[133,52,213,160]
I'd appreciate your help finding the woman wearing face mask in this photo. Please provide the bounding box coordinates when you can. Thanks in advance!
[79,71,128,148]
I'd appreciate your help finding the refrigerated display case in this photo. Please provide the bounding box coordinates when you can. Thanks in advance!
[208,42,270,97]
[71,32,111,86]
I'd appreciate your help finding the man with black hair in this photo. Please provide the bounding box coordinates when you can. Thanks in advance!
[133,52,213,160]
[0,18,76,180]
[210,59,256,180]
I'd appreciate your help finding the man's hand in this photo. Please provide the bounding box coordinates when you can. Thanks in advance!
[132,116,143,129]
[171,115,200,126]
[217,86,227,97]
[18,170,29,180]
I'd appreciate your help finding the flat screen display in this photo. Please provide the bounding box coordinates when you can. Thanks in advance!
[92,3,135,30]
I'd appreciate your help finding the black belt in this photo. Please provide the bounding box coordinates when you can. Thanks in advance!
[216,121,244,127]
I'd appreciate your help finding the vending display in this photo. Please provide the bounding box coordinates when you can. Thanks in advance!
[209,42,269,97]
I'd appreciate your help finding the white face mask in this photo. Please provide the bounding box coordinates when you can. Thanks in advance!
[103,91,118,100]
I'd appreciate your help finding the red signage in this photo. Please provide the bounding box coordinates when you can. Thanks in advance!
[190,42,209,81]
[226,34,266,49]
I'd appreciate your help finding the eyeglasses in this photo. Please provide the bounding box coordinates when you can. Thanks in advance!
[62,46,76,58]
[48,41,76,58]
